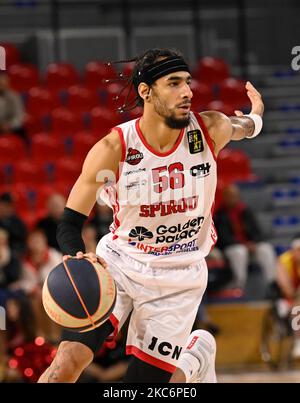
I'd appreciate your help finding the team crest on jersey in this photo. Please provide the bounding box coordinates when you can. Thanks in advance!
[187,130,204,154]
[126,148,144,165]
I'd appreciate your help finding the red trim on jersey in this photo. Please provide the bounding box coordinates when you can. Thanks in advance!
[210,203,218,252]
[194,113,217,162]
[108,313,119,337]
[104,186,120,240]
[111,192,121,240]
[135,118,185,157]
[126,345,176,373]
[105,126,124,240]
[106,313,119,348]
[194,113,218,250]
[112,126,126,183]
[210,221,218,247]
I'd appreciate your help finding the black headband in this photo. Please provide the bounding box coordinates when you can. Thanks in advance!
[133,56,190,93]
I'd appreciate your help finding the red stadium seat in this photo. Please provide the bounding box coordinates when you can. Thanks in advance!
[66,85,99,113]
[13,160,42,184]
[30,158,57,183]
[89,107,121,135]
[218,78,250,108]
[72,131,99,160]
[10,183,36,208]
[84,61,117,88]
[0,43,20,67]
[38,184,62,204]
[194,57,230,85]
[13,159,57,185]
[217,149,254,182]
[24,113,44,136]
[0,135,27,163]
[55,158,81,183]
[19,210,42,229]
[0,162,14,184]
[27,87,60,116]
[206,100,236,116]
[46,63,80,90]
[50,107,84,133]
[8,63,40,92]
[122,62,135,78]
[54,181,73,197]
[105,83,125,108]
[31,133,65,160]
[11,184,49,227]
[190,80,213,111]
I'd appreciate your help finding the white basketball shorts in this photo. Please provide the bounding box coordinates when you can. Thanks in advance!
[96,235,208,373]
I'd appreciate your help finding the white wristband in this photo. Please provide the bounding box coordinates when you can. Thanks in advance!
[244,113,263,139]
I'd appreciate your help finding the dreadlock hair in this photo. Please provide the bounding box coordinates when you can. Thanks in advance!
[104,48,184,113]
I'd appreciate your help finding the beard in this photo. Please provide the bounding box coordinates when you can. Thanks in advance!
[153,97,191,129]
[164,113,190,129]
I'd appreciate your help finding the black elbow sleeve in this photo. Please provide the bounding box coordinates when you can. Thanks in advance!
[56,207,88,256]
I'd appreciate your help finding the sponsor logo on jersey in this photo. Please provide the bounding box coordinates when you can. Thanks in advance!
[125,179,147,190]
[128,226,153,241]
[155,216,204,243]
[140,196,199,217]
[123,167,146,176]
[187,129,204,154]
[128,216,204,247]
[128,238,199,255]
[190,162,211,178]
[125,148,144,165]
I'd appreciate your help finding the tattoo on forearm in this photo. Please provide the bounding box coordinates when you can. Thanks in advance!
[47,364,60,383]
[230,116,255,138]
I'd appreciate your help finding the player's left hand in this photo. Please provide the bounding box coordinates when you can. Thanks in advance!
[234,81,264,117]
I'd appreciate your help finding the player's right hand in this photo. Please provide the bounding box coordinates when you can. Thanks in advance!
[234,81,264,117]
[63,252,108,269]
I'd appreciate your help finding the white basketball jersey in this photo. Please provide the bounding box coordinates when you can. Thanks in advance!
[99,112,218,267]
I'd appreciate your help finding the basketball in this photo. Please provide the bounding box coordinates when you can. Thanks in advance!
[42,257,116,333]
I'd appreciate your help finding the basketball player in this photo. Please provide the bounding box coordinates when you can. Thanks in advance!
[38,48,264,383]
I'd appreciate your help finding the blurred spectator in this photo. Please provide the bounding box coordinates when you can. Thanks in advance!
[0,293,36,382]
[0,71,26,141]
[6,293,37,349]
[82,223,97,253]
[20,229,62,342]
[206,248,232,293]
[276,234,300,357]
[1,293,56,383]
[0,192,27,258]
[194,248,230,334]
[214,184,276,292]
[0,229,22,307]
[90,204,113,241]
[36,193,66,251]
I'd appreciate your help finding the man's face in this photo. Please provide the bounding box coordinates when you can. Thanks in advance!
[150,71,193,129]
[27,232,47,253]
[0,74,9,92]
[47,194,66,220]
[0,201,12,218]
